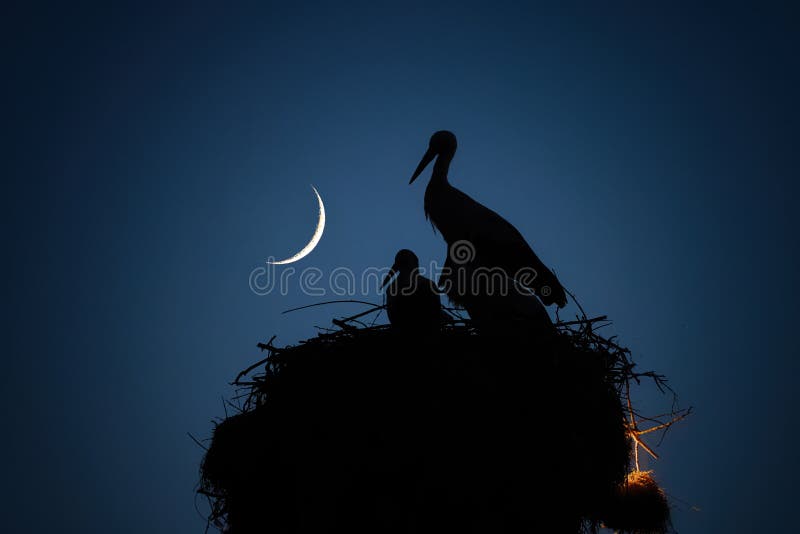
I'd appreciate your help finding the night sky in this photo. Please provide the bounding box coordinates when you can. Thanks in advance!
[5,3,798,533]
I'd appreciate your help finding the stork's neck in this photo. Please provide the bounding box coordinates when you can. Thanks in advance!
[430,150,454,186]
[424,149,456,231]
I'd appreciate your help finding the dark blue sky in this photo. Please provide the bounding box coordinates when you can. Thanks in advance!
[5,2,798,533]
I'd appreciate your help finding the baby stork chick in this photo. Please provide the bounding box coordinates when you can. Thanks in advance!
[382,249,443,332]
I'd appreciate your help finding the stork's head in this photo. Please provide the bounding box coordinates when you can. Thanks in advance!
[381,249,420,288]
[409,130,458,184]
[429,130,457,153]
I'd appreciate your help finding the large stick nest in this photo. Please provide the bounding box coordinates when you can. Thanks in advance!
[197,309,687,534]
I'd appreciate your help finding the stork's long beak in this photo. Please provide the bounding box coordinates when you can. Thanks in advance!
[409,147,436,184]
[381,265,398,288]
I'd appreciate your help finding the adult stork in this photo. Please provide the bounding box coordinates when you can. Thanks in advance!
[409,130,567,309]
[381,249,443,332]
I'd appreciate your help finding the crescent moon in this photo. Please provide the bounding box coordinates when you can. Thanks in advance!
[268,185,325,265]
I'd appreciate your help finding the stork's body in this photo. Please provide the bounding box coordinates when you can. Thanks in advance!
[410,131,567,310]
[382,249,443,332]
[442,264,556,335]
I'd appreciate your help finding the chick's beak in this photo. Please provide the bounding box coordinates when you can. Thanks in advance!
[381,266,398,289]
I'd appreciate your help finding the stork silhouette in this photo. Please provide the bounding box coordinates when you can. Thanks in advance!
[409,130,567,310]
[382,249,443,332]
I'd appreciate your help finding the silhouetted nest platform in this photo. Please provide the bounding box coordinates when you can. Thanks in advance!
[197,308,688,534]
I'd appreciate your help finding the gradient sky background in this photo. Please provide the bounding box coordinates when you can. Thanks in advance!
[5,2,798,533]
